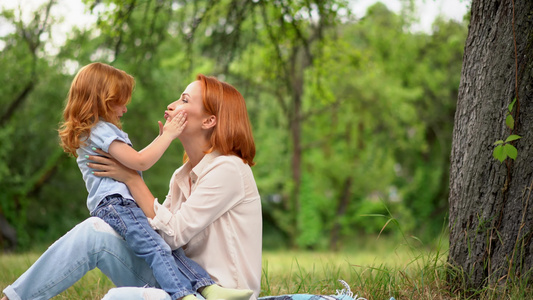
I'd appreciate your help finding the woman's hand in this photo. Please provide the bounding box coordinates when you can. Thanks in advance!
[89,149,156,218]
[87,149,140,184]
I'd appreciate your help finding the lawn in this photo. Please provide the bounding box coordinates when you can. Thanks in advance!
[2,234,530,299]
[0,235,449,299]
[260,235,448,299]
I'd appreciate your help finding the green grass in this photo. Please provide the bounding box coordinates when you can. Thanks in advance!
[261,234,449,299]
[1,235,532,299]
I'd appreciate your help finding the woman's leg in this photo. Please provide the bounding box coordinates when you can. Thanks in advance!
[2,217,157,300]
[102,287,172,300]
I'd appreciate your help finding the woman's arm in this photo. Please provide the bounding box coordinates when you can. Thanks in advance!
[87,149,156,218]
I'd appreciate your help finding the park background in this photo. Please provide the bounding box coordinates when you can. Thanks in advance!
[0,0,469,251]
[5,0,522,298]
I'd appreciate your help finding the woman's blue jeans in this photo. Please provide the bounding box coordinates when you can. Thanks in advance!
[2,213,213,300]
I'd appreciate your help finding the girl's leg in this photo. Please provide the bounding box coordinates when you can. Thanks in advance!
[2,217,157,300]
[171,249,253,300]
[94,197,199,300]
[94,198,250,300]
[171,248,215,291]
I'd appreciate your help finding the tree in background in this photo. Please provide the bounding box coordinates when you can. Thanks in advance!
[290,3,466,249]
[242,0,348,248]
[448,0,533,290]
[228,2,467,249]
[0,0,74,250]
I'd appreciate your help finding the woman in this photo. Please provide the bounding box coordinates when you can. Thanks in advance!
[2,74,262,300]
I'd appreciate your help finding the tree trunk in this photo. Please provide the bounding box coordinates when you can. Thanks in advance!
[0,213,17,251]
[448,0,533,288]
[289,95,302,247]
[329,176,352,251]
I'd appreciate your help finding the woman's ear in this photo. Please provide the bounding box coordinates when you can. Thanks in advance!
[202,115,217,129]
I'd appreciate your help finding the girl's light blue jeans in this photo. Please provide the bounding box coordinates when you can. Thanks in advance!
[2,217,207,300]
[91,195,214,300]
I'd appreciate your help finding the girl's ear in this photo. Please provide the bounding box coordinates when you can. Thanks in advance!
[202,115,217,129]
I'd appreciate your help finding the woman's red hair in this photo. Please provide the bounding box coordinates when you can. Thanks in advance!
[58,62,134,156]
[197,74,256,166]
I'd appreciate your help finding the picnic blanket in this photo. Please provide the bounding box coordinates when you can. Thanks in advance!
[257,280,395,300]
[100,280,396,300]
[259,293,395,300]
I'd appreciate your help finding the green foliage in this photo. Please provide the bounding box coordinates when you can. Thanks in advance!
[352,201,391,234]
[0,0,468,251]
[296,173,325,249]
[506,98,517,130]
[493,98,521,163]
[493,135,521,163]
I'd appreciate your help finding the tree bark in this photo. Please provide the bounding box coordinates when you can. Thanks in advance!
[0,213,17,251]
[448,0,533,288]
[329,176,352,251]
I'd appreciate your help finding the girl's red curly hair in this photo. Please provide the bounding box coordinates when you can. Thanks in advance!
[58,62,134,156]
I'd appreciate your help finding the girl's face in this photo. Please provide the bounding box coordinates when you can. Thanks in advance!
[113,103,128,119]
[165,81,209,135]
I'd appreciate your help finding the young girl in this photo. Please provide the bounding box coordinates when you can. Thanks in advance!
[57,62,253,300]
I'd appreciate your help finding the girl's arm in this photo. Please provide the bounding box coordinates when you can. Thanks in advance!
[88,149,156,218]
[109,112,186,171]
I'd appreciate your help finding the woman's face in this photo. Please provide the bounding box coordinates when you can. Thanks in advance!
[165,81,208,135]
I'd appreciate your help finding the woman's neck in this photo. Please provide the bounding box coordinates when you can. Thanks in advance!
[181,137,211,168]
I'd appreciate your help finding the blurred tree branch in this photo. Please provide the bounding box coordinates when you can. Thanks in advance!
[0,0,54,128]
